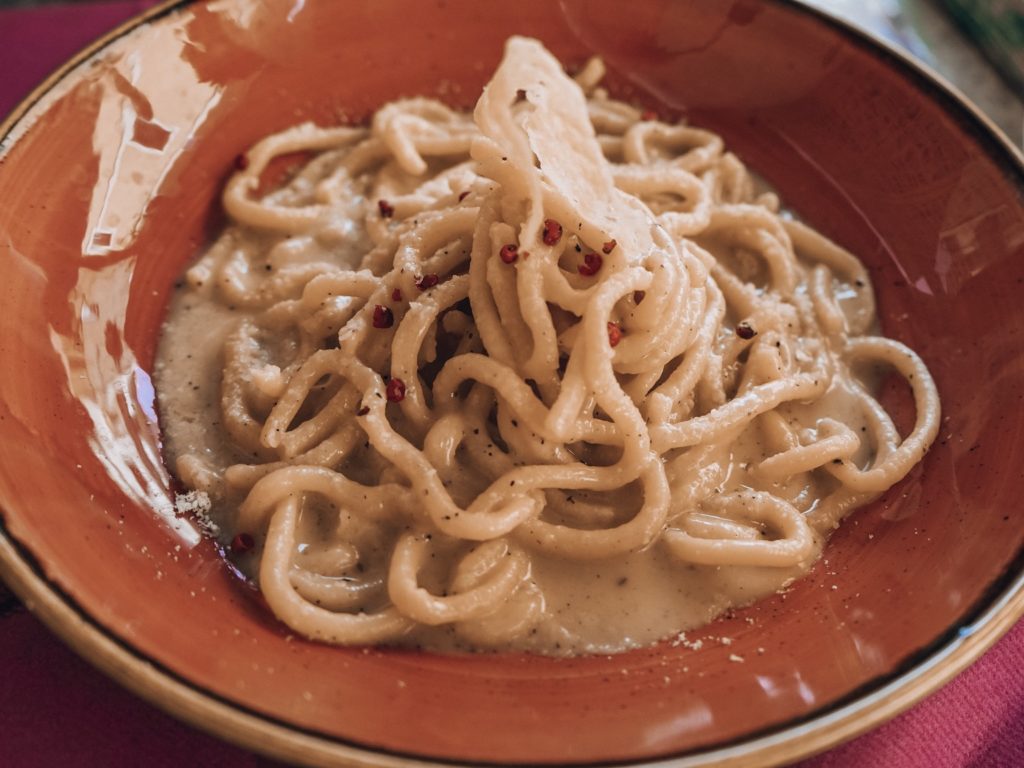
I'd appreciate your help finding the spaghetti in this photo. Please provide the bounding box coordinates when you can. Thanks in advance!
[155,37,939,653]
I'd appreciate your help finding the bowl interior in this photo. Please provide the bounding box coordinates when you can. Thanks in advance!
[0,0,1022,763]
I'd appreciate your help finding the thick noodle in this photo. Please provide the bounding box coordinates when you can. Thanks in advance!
[156,37,939,654]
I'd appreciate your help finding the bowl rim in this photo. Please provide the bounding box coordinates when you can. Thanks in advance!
[0,1,1022,767]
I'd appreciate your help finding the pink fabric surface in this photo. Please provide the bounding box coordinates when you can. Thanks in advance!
[0,3,1022,767]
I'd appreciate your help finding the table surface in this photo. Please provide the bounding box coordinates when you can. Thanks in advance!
[0,2,1022,767]
[810,0,1022,146]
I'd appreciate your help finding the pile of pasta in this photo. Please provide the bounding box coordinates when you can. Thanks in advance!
[173,38,938,648]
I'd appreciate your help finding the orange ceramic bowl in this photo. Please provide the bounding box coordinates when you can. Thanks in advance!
[1,1,1022,766]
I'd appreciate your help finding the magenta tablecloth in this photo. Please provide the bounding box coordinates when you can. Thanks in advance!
[1,3,1022,766]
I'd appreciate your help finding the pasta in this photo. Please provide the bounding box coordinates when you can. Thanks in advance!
[155,37,939,654]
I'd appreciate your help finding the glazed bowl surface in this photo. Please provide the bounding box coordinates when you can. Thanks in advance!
[0,1,1022,766]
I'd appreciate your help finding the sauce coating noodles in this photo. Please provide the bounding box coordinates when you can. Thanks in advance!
[155,38,939,653]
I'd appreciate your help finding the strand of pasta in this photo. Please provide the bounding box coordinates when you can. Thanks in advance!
[260,498,414,643]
